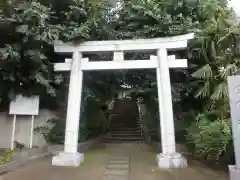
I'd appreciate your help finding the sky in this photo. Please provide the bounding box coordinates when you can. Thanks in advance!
[229,0,240,16]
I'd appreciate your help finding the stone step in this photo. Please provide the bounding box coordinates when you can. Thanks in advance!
[107,131,142,136]
[110,125,140,129]
[110,121,140,124]
[110,121,139,124]
[109,129,142,133]
[103,141,142,143]
[111,115,139,117]
[109,127,141,130]
[109,130,141,133]
[110,117,139,120]
[104,136,143,140]
[108,133,141,137]
[103,138,144,143]
[110,116,137,118]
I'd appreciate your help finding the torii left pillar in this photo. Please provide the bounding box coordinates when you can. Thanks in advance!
[52,51,84,166]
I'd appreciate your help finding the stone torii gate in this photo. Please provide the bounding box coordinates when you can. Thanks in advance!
[52,33,194,168]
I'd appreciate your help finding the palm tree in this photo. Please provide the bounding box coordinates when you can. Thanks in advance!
[191,5,240,119]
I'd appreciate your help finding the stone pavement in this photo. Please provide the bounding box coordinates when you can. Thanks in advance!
[1,143,229,180]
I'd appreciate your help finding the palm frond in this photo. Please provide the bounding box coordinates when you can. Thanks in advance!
[220,64,238,79]
[192,64,213,80]
[195,81,210,98]
[211,82,228,100]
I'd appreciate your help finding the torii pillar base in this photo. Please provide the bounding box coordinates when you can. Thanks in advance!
[52,152,84,167]
[157,153,187,169]
[229,165,240,180]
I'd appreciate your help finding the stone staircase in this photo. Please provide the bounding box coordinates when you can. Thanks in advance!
[103,99,143,143]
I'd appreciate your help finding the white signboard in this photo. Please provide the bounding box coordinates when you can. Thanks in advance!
[9,95,40,115]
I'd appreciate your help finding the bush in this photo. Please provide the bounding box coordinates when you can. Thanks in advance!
[174,111,196,143]
[186,114,232,162]
[139,99,160,142]
[0,149,13,165]
[35,118,66,144]
[141,111,160,142]
[84,100,108,138]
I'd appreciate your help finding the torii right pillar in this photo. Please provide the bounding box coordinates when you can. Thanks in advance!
[156,48,187,168]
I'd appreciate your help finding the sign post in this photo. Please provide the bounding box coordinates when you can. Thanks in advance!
[30,115,35,148]
[10,115,16,150]
[9,95,40,150]
[227,76,240,180]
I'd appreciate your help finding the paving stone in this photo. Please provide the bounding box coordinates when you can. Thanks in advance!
[108,157,129,160]
[105,164,129,169]
[109,157,129,160]
[104,169,129,176]
[102,175,128,180]
[108,160,129,165]
[108,160,129,163]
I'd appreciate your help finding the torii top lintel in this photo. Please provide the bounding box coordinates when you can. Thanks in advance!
[54,33,194,53]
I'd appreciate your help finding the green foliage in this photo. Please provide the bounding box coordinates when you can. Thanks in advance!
[186,114,232,162]
[139,95,160,142]
[141,111,159,142]
[114,0,197,39]
[35,118,66,144]
[0,0,63,101]
[35,99,108,144]
[190,4,240,118]
[14,141,25,149]
[0,0,116,107]
[0,149,13,165]
[84,99,108,138]
[60,0,113,42]
[60,0,90,42]
[174,111,196,142]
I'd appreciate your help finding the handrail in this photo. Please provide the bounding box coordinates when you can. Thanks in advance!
[136,101,144,137]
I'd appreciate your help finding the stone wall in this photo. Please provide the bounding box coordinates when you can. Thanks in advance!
[0,109,57,149]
